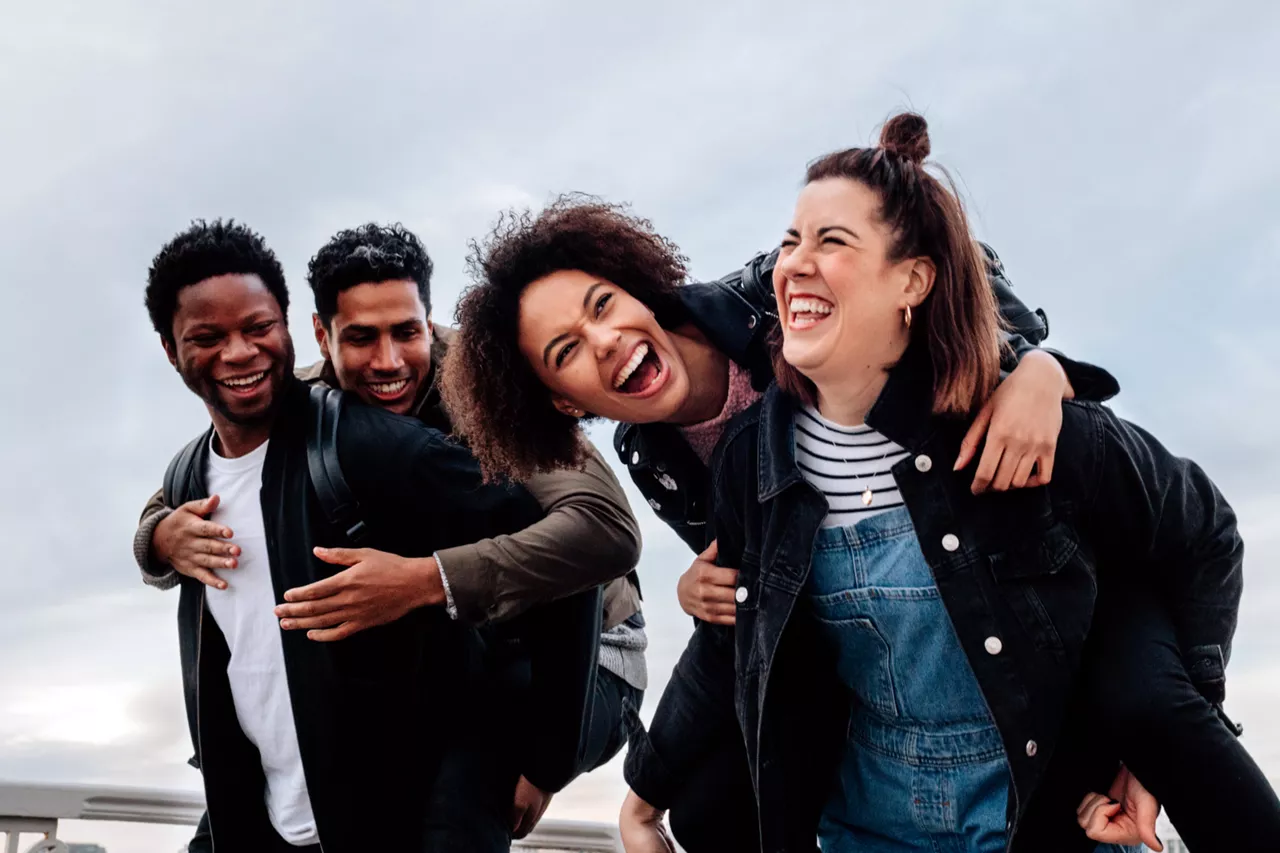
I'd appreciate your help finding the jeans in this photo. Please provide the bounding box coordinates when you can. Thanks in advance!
[1082,576,1280,852]
[580,666,643,773]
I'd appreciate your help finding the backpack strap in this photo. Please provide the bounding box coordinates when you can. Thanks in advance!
[306,385,370,546]
[163,432,207,508]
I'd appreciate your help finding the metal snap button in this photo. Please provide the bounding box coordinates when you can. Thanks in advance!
[941,533,960,552]
[1026,740,1038,757]
[914,454,932,473]
[735,586,749,604]
[984,636,1003,655]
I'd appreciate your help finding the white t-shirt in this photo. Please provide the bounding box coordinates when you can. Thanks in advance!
[205,436,319,846]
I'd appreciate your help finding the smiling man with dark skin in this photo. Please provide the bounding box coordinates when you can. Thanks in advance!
[135,223,646,847]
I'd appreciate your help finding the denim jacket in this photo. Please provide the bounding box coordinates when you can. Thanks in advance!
[614,244,1120,553]
[627,345,1242,852]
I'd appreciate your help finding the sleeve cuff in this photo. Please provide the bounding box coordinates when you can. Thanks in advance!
[134,507,180,590]
[622,712,679,812]
[433,551,459,620]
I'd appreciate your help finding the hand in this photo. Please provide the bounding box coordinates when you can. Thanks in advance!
[956,350,1067,493]
[1077,764,1162,851]
[274,548,445,641]
[151,495,239,590]
[510,775,553,839]
[619,790,677,853]
[676,540,739,625]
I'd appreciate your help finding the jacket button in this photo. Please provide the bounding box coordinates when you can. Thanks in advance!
[941,533,960,552]
[1025,740,1038,757]
[631,451,641,465]
[747,315,758,329]
[735,586,749,604]
[648,498,662,511]
[914,454,932,472]
[984,636,1003,655]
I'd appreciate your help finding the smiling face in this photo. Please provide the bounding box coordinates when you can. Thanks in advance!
[774,177,934,390]
[165,273,294,427]
[516,269,692,423]
[314,279,432,416]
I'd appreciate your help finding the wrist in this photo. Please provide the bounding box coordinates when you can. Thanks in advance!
[410,556,447,609]
[622,789,664,821]
[1024,349,1071,398]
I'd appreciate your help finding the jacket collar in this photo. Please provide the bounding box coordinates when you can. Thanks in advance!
[758,342,945,502]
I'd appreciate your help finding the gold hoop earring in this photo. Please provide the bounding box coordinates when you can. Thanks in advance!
[903,305,912,328]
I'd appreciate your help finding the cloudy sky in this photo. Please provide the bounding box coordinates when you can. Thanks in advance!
[2,1,1278,850]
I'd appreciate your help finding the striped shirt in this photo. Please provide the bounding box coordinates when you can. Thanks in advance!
[794,405,909,528]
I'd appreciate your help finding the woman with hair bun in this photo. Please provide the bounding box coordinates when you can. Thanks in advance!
[443,184,1113,848]
[616,112,1279,852]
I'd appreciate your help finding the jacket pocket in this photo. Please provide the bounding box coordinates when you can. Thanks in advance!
[989,523,1095,657]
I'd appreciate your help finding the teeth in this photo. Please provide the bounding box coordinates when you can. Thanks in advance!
[221,371,266,388]
[371,379,409,395]
[789,297,833,316]
[614,343,650,389]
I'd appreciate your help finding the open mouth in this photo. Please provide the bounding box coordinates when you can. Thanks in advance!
[787,295,834,331]
[613,342,667,397]
[217,370,269,397]
[366,377,413,402]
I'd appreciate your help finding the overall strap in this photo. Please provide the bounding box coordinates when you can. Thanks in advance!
[306,384,370,545]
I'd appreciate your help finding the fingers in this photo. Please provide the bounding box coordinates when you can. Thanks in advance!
[1034,445,1055,485]
[698,566,739,588]
[1010,452,1038,490]
[956,402,993,472]
[275,594,351,619]
[305,622,361,642]
[283,572,346,603]
[312,546,366,567]
[279,610,357,631]
[1077,791,1110,819]
[182,494,221,518]
[971,443,1003,494]
[188,567,228,591]
[698,539,719,562]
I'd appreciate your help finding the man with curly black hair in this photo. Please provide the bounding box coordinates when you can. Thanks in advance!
[135,221,646,851]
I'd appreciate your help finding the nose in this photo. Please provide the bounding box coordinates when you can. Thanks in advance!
[370,335,404,373]
[777,240,817,283]
[222,332,258,364]
[582,321,621,362]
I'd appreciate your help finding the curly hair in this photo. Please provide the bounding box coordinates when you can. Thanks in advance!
[146,219,288,346]
[307,223,434,325]
[441,194,690,482]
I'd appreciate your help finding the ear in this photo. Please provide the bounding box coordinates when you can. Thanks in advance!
[425,311,434,337]
[903,256,936,308]
[161,335,178,370]
[551,396,585,419]
[313,313,331,361]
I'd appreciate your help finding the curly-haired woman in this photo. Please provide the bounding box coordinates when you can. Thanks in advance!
[440,192,1111,851]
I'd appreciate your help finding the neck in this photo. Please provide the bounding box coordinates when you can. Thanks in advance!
[812,367,890,428]
[668,324,732,425]
[211,415,272,458]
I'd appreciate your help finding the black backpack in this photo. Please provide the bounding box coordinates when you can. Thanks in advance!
[161,385,369,547]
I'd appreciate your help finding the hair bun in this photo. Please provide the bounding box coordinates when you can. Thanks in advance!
[879,112,930,164]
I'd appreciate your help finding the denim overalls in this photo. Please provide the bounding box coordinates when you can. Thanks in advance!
[808,506,1010,852]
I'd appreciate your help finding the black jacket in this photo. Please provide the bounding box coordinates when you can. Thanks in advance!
[614,244,1120,553]
[167,378,546,852]
[630,345,1243,852]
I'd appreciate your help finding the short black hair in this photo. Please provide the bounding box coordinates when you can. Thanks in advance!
[146,219,289,346]
[306,223,434,325]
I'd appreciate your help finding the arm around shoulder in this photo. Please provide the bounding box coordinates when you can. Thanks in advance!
[436,440,642,624]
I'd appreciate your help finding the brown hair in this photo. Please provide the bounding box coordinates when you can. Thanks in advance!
[440,193,690,481]
[772,112,1003,415]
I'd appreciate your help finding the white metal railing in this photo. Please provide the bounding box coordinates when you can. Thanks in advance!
[0,780,620,852]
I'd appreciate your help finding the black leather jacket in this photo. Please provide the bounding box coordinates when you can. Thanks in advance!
[166,379,566,852]
[614,245,1120,554]
[632,348,1242,852]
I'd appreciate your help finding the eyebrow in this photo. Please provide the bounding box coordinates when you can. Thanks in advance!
[818,225,860,240]
[541,281,607,367]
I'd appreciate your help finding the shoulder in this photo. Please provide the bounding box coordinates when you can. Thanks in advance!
[337,397,455,464]
[1045,399,1113,501]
